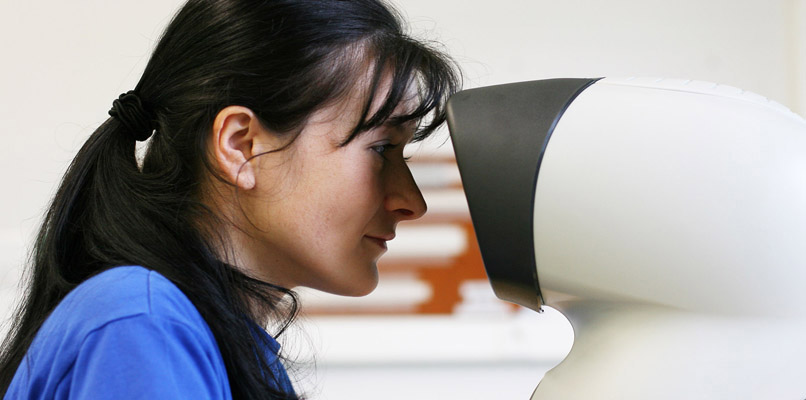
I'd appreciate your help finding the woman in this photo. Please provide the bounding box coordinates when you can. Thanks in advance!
[0,0,460,398]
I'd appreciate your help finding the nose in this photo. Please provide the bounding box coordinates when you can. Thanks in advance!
[385,162,427,221]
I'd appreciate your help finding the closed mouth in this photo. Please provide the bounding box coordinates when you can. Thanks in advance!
[365,236,390,250]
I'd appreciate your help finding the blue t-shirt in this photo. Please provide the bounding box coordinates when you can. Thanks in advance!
[4,266,295,399]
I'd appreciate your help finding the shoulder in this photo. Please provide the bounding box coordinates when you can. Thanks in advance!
[51,265,204,332]
[6,266,230,399]
[31,266,214,354]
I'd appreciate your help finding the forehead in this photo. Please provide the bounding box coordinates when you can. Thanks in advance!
[305,71,418,141]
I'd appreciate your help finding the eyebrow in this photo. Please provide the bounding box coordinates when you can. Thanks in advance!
[383,115,417,129]
[388,120,416,143]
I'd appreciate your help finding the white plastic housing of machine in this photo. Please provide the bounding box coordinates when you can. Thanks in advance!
[446,77,806,399]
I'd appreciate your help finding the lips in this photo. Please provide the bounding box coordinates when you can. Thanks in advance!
[368,233,395,241]
[365,233,394,250]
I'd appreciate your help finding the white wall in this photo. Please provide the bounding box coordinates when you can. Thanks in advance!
[1,1,803,399]
[0,0,187,295]
[403,0,799,107]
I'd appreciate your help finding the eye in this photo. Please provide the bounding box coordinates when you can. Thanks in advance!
[371,142,398,159]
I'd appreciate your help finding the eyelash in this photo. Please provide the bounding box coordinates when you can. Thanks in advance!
[371,143,412,162]
[371,143,395,155]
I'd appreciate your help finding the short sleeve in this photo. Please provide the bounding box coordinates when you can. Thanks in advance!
[59,314,229,399]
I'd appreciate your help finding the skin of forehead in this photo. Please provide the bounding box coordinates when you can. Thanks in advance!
[302,63,420,147]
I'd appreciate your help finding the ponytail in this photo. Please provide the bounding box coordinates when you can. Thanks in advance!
[1,102,300,399]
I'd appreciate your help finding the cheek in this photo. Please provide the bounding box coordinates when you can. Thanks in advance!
[319,160,383,224]
[293,154,380,236]
[248,148,385,251]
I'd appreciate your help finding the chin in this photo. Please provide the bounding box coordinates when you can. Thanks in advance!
[341,278,379,297]
[333,265,380,297]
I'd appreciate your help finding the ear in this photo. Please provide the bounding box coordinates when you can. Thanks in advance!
[211,106,263,190]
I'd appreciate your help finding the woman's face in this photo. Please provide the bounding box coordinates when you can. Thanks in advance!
[237,86,426,296]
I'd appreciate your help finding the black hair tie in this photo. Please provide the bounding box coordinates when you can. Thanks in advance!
[108,91,156,142]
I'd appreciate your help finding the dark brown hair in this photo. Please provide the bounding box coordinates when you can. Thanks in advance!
[0,1,461,399]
